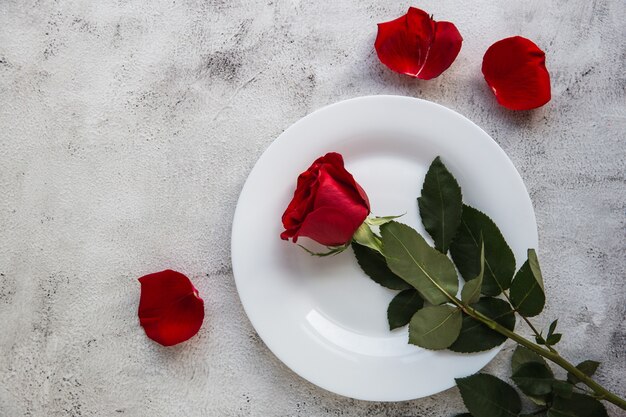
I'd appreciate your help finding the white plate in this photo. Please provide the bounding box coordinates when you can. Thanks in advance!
[231,96,538,401]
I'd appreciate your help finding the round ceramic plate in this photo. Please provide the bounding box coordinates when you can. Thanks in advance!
[231,96,538,401]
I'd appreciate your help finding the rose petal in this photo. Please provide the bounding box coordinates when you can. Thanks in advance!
[138,270,204,346]
[482,36,551,110]
[295,206,363,247]
[314,168,369,227]
[375,7,462,79]
[317,153,370,210]
[417,21,463,80]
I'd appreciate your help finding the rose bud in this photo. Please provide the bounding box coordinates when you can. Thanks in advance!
[281,152,370,247]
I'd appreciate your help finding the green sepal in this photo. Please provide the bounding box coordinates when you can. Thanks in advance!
[352,222,382,253]
[365,215,404,226]
[297,243,349,257]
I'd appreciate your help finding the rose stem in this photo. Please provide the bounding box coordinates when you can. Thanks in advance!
[451,296,626,410]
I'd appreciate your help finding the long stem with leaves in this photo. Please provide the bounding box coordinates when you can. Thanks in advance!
[453,295,626,410]
[361,228,626,411]
[350,156,626,414]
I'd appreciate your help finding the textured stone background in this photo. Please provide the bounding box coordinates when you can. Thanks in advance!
[1,1,625,416]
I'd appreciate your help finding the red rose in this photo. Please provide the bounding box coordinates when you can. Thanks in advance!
[281,152,370,247]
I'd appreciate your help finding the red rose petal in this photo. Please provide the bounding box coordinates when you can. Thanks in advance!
[418,21,463,80]
[482,36,551,110]
[375,7,463,80]
[138,270,204,346]
[296,206,362,247]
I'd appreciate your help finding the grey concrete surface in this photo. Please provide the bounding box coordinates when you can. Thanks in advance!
[1,1,625,416]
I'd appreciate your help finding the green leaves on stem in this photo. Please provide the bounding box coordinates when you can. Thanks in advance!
[347,156,623,412]
[456,373,522,417]
[352,242,410,290]
[512,345,548,374]
[387,289,424,330]
[512,362,555,397]
[548,393,608,417]
[418,156,463,254]
[409,305,462,350]
[454,347,609,416]
[537,320,562,347]
[381,221,458,305]
[449,297,515,353]
[507,346,608,415]
[460,241,484,305]
[567,360,600,385]
[451,204,516,296]
[510,249,545,317]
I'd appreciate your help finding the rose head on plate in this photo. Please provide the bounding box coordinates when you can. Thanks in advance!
[280,152,370,247]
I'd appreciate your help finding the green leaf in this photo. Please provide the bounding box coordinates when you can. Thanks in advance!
[352,242,410,290]
[567,360,600,385]
[450,205,516,296]
[521,414,547,417]
[547,319,558,337]
[409,305,462,350]
[461,241,484,305]
[387,289,424,330]
[456,373,521,417]
[511,347,552,405]
[417,156,463,253]
[512,362,555,396]
[510,250,545,317]
[546,333,562,346]
[549,393,608,417]
[528,248,544,288]
[449,297,515,353]
[381,221,458,305]
[455,414,474,417]
[552,381,574,398]
[511,345,548,374]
